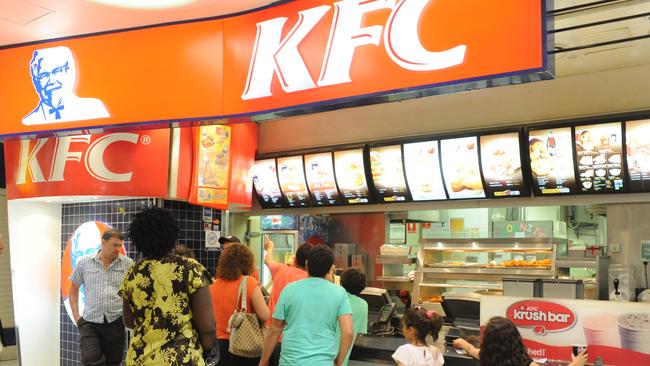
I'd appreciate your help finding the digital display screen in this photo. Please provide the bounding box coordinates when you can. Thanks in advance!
[304,152,343,205]
[626,119,650,192]
[480,132,526,198]
[440,137,486,199]
[253,159,285,208]
[369,145,409,202]
[334,149,371,204]
[528,127,578,195]
[574,122,624,193]
[403,141,447,201]
[277,156,312,207]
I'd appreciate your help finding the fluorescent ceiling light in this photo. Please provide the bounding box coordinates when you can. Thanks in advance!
[86,0,196,9]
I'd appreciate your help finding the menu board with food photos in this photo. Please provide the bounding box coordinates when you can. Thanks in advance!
[528,127,578,195]
[369,145,409,202]
[277,156,312,207]
[304,152,344,205]
[626,119,650,192]
[253,159,285,208]
[479,133,527,198]
[440,137,486,199]
[574,122,624,193]
[403,141,447,201]
[334,149,372,204]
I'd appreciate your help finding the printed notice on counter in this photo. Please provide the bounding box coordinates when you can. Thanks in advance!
[480,132,526,198]
[626,119,650,192]
[253,159,285,208]
[528,127,578,195]
[369,145,409,202]
[403,141,447,201]
[575,122,624,193]
[440,137,485,199]
[277,156,312,207]
[334,149,371,204]
[304,152,343,205]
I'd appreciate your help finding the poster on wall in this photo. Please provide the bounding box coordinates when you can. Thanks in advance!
[480,132,527,197]
[334,149,371,204]
[277,156,312,207]
[574,122,624,193]
[440,137,485,199]
[625,119,650,192]
[253,159,285,208]
[304,152,343,205]
[191,125,231,207]
[369,145,409,202]
[403,141,447,201]
[528,127,578,195]
[482,296,650,365]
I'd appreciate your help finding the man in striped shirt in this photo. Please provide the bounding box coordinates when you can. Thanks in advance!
[69,228,134,366]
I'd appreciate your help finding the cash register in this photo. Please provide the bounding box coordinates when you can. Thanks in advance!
[441,292,481,347]
[359,287,398,335]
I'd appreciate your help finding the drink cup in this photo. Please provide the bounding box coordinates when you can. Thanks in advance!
[583,314,621,348]
[618,313,650,354]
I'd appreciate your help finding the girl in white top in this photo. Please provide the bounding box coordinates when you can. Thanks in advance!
[392,307,444,366]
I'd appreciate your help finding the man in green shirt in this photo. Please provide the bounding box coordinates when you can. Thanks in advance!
[259,245,354,366]
[339,268,369,366]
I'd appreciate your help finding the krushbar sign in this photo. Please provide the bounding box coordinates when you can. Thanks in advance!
[0,0,549,137]
[482,296,650,365]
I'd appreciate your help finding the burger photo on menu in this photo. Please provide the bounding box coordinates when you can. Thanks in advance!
[334,149,370,203]
[403,141,447,201]
[575,122,623,193]
[480,133,524,197]
[441,137,485,199]
[528,127,577,194]
[369,145,407,202]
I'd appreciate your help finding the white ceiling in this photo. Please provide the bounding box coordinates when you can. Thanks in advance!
[0,0,276,47]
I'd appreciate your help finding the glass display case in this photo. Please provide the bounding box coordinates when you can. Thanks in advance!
[413,238,566,313]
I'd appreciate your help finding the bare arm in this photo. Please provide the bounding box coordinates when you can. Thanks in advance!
[453,338,480,359]
[335,314,354,366]
[122,300,135,329]
[251,285,270,322]
[190,286,217,351]
[397,362,406,366]
[264,235,275,267]
[259,318,284,366]
[69,282,82,324]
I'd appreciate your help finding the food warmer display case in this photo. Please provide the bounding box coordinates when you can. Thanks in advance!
[413,238,566,314]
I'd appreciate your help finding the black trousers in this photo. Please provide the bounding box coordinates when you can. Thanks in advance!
[78,316,125,366]
[217,339,260,366]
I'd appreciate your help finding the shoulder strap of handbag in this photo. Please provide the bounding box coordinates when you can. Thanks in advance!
[236,275,248,312]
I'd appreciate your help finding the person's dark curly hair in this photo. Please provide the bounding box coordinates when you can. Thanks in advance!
[479,316,530,366]
[128,207,179,259]
[402,307,443,342]
[216,243,255,281]
[341,268,366,296]
[295,243,312,268]
[306,244,334,277]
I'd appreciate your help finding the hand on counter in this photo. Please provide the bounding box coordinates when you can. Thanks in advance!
[452,338,479,359]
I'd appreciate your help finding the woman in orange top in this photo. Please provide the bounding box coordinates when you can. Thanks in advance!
[210,243,270,366]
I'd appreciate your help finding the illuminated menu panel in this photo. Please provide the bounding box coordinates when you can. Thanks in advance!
[253,159,285,208]
[369,145,409,202]
[403,141,447,201]
[626,119,650,192]
[480,133,526,198]
[528,127,578,195]
[277,156,312,207]
[304,152,343,205]
[334,149,371,204]
[440,137,485,199]
[574,122,624,193]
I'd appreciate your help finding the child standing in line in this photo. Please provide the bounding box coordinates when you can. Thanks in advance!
[393,307,444,366]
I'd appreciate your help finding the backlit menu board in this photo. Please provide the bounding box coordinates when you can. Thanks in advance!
[334,149,371,204]
[369,145,409,202]
[480,133,526,198]
[440,137,485,199]
[277,156,312,207]
[253,159,285,208]
[403,141,447,201]
[626,119,650,192]
[528,127,578,195]
[304,153,343,205]
[575,122,624,193]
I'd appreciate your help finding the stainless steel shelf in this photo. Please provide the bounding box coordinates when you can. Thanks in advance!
[376,255,416,265]
[418,282,503,290]
[419,267,554,276]
[555,256,606,268]
[377,276,412,282]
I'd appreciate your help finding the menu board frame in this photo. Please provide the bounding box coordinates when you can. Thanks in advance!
[253,158,288,209]
[367,143,412,203]
[402,139,449,202]
[303,151,345,206]
[333,147,375,205]
[276,155,313,207]
[478,129,531,199]
[439,134,487,200]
